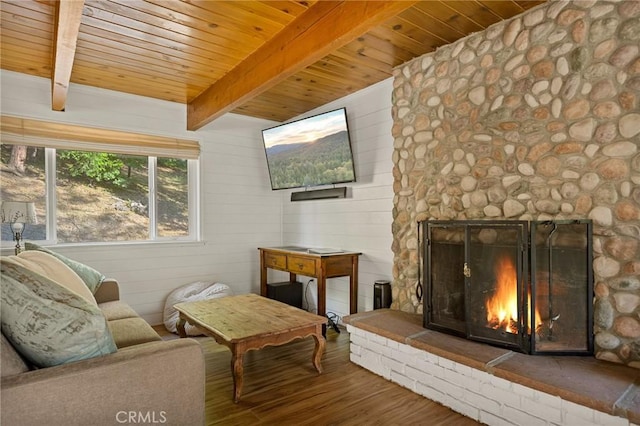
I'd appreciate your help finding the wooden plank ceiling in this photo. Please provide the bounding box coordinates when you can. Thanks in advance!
[1,0,545,129]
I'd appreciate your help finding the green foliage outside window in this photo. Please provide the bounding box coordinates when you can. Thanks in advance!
[58,151,126,187]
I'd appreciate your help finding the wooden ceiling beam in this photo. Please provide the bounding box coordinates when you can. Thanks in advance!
[51,0,85,111]
[187,0,418,130]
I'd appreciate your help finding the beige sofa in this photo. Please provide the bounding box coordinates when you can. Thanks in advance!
[1,279,206,426]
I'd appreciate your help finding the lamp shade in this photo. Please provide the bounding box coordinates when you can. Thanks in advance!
[0,201,37,224]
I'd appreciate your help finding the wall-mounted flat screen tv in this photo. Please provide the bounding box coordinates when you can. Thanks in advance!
[261,107,356,190]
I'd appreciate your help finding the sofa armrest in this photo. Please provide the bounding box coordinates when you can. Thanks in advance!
[94,278,120,303]
[1,339,205,426]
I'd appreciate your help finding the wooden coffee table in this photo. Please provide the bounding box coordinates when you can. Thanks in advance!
[174,293,327,402]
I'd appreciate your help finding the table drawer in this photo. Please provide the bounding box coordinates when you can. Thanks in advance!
[325,256,353,277]
[287,256,316,276]
[264,253,286,270]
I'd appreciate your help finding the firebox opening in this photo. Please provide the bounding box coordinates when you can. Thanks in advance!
[422,220,593,355]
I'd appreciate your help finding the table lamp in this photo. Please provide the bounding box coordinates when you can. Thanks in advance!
[1,201,37,254]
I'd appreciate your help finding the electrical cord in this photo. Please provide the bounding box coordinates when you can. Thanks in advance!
[304,279,340,333]
[326,312,341,333]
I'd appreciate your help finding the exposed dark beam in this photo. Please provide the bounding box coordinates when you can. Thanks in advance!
[51,0,85,111]
[187,1,418,130]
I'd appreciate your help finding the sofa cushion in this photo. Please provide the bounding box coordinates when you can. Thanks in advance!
[25,242,105,294]
[0,258,117,368]
[107,318,162,349]
[11,251,96,306]
[1,333,29,376]
[99,301,140,321]
[109,317,162,349]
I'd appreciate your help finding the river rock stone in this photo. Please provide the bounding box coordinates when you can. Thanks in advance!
[389,0,640,368]
[594,255,621,278]
[503,199,526,217]
[589,206,613,226]
[569,118,596,141]
[614,293,640,314]
[615,201,640,221]
[590,18,619,44]
[614,317,640,338]
[602,141,638,157]
[619,113,640,138]
[595,298,614,329]
[595,332,620,350]
[483,205,502,217]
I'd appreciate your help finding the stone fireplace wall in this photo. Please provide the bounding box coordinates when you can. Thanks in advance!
[390,0,640,367]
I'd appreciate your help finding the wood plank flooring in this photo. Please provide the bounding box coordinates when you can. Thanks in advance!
[156,325,480,425]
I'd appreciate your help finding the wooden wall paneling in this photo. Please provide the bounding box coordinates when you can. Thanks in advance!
[478,0,527,19]
[73,47,213,87]
[366,27,437,60]
[353,33,418,66]
[190,0,310,28]
[111,0,285,42]
[0,52,51,75]
[293,64,381,93]
[2,0,545,123]
[515,1,546,8]
[70,62,194,94]
[68,65,193,103]
[1,0,54,22]
[86,0,264,58]
[187,1,419,130]
[77,26,226,76]
[339,36,406,69]
[81,4,251,61]
[439,0,505,28]
[315,54,392,82]
[393,8,466,45]
[330,47,394,75]
[1,21,53,45]
[1,41,52,75]
[412,2,485,34]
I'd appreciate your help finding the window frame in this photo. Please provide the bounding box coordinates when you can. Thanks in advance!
[3,146,200,247]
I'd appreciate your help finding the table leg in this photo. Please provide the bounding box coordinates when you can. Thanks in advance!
[311,332,325,374]
[176,316,187,338]
[350,255,359,314]
[231,346,244,403]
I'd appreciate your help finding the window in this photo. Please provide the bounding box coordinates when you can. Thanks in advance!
[0,116,200,245]
[1,145,197,244]
[0,145,47,242]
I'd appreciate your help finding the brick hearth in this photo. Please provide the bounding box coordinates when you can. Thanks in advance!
[344,310,640,426]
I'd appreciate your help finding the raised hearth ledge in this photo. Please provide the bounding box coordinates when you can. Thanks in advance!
[343,310,640,425]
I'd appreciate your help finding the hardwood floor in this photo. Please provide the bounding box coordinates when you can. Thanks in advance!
[157,326,480,425]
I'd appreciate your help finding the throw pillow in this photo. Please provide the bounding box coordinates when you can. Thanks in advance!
[12,251,97,306]
[0,257,117,368]
[24,242,105,294]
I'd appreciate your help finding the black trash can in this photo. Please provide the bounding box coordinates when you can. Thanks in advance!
[374,280,391,309]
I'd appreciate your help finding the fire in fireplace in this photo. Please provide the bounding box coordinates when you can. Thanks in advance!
[421,220,593,355]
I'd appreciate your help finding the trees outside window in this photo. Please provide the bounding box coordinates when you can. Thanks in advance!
[1,145,196,244]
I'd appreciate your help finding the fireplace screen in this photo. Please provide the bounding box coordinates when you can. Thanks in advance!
[422,220,593,355]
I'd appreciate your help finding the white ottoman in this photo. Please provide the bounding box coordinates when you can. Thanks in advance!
[163,281,232,336]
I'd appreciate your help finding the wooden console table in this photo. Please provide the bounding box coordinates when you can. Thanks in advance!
[258,246,361,317]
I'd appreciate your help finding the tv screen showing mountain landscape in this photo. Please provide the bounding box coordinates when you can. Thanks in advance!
[262,108,356,190]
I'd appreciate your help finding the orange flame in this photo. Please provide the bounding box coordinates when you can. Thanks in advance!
[485,256,542,334]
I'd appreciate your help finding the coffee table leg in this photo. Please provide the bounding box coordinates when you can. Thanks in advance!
[231,347,244,403]
[312,333,325,374]
[176,316,187,338]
